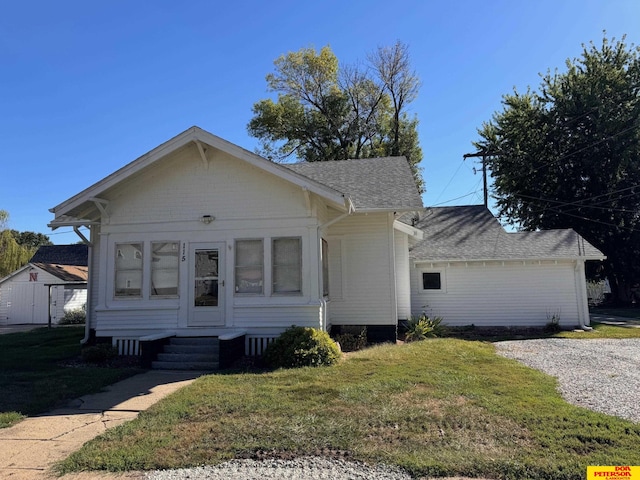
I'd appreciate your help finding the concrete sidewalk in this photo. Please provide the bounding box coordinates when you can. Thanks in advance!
[0,370,203,480]
[590,313,640,327]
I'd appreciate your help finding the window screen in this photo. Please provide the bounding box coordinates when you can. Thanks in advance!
[272,237,302,294]
[151,242,179,297]
[115,243,143,297]
[235,239,264,294]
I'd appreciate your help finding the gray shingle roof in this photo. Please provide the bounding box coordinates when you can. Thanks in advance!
[29,244,88,266]
[409,205,604,262]
[283,157,423,210]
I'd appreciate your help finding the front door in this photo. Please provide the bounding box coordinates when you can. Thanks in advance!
[188,243,225,326]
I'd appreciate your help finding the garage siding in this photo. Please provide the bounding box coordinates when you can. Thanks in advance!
[411,261,581,327]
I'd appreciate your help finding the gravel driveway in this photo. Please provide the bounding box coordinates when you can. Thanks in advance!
[495,338,640,423]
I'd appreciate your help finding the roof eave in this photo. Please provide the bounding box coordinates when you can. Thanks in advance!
[413,255,606,265]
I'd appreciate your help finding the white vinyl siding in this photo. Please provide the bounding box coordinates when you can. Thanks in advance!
[394,232,411,320]
[411,261,582,327]
[325,213,396,326]
[326,238,343,300]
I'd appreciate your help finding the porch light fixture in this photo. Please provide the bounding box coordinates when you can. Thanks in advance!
[200,215,215,224]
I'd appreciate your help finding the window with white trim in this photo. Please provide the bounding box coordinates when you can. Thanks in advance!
[115,243,143,297]
[272,237,302,294]
[422,272,442,290]
[150,242,179,297]
[235,239,264,294]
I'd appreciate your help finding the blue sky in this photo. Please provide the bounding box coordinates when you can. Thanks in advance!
[1,0,639,244]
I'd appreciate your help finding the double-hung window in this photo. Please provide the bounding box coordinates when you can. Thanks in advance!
[235,239,264,294]
[115,243,143,297]
[272,237,302,294]
[150,242,179,297]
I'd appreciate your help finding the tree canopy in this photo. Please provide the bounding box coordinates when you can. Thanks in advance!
[475,35,640,302]
[247,42,424,192]
[0,210,52,277]
[10,230,53,250]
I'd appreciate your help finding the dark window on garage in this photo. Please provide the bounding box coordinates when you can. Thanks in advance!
[422,272,442,290]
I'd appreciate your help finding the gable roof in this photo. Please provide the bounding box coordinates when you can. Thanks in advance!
[409,205,604,262]
[32,263,88,282]
[49,127,349,227]
[50,127,422,228]
[30,244,88,266]
[284,157,423,211]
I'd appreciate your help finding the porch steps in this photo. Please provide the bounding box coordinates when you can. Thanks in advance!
[151,337,220,370]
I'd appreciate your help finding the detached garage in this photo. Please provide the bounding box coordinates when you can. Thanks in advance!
[0,245,88,325]
[409,206,605,329]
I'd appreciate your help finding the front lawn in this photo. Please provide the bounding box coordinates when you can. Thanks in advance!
[0,327,141,428]
[57,336,640,480]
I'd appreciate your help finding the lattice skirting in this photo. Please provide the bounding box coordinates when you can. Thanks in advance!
[113,338,141,356]
[245,335,278,356]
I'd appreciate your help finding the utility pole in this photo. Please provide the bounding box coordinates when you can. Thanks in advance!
[463,150,497,207]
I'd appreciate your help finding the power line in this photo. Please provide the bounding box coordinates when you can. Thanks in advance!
[431,187,483,207]
[546,205,640,233]
[514,185,640,213]
[432,159,471,205]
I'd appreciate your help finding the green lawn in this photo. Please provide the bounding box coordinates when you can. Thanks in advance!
[0,327,142,428]
[57,329,640,480]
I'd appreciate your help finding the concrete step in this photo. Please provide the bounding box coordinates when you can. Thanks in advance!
[169,337,219,346]
[164,344,219,354]
[151,360,219,370]
[151,336,220,371]
[156,353,217,362]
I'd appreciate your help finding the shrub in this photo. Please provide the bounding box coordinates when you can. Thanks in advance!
[544,311,562,333]
[81,343,118,364]
[333,326,368,352]
[405,314,446,342]
[59,308,86,325]
[263,326,341,368]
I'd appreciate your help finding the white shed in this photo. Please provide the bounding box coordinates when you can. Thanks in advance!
[0,245,88,325]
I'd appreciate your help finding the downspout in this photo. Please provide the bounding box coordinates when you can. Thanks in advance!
[317,196,355,331]
[75,225,94,345]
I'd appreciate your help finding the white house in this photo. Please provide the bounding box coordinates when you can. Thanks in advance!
[0,245,88,325]
[48,127,603,366]
[408,206,605,329]
[48,126,423,363]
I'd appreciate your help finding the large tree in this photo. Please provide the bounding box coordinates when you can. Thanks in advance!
[0,211,37,277]
[10,230,53,250]
[248,42,424,192]
[475,35,640,303]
